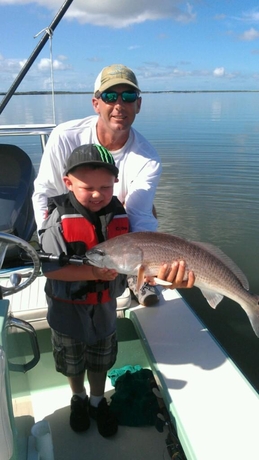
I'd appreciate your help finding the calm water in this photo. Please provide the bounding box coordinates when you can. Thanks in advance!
[2,92,259,389]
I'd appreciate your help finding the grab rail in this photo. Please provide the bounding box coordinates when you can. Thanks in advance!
[0,124,55,150]
[5,316,40,373]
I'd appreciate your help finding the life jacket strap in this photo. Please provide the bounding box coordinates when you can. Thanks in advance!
[52,288,111,305]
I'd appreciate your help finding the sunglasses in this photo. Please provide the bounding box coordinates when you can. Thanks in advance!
[99,91,139,103]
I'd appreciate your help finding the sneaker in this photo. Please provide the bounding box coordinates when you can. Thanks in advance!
[127,276,160,306]
[70,395,90,432]
[89,398,118,437]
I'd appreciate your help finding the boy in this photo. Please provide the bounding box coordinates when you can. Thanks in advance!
[40,144,129,437]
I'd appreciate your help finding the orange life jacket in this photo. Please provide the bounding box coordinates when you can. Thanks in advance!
[54,195,129,304]
[61,213,129,250]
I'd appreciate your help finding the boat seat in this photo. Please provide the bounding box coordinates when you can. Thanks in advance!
[6,285,131,327]
[127,288,259,460]
[0,144,36,241]
[116,287,132,317]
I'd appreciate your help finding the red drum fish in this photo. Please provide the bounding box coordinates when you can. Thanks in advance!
[86,231,259,337]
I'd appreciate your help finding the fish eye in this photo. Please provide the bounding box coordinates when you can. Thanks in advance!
[91,249,105,256]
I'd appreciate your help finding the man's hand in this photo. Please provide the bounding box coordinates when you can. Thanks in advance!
[146,261,195,289]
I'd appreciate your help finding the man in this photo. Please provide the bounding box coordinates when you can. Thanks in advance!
[33,64,193,302]
[33,64,159,232]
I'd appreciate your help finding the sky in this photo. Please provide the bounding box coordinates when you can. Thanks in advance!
[1,0,259,93]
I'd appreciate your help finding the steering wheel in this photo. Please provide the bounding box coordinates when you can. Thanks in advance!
[0,232,41,296]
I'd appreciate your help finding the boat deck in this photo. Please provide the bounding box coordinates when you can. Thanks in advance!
[1,269,172,459]
[9,320,169,460]
[1,268,259,460]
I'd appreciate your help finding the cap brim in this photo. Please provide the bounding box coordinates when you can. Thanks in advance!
[95,78,140,96]
[66,160,118,177]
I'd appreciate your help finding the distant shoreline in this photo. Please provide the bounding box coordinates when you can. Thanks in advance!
[1,90,259,96]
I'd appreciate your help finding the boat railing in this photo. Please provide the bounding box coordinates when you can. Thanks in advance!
[0,124,56,150]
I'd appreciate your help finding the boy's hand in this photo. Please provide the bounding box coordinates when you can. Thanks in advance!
[92,266,118,281]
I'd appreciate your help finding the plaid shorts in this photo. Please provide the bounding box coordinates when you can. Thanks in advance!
[51,329,118,376]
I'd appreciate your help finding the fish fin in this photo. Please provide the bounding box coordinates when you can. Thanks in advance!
[136,266,145,291]
[200,288,224,309]
[240,294,259,337]
[154,277,172,286]
[194,241,249,290]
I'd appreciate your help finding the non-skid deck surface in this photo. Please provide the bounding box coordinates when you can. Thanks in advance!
[10,320,169,460]
[47,404,168,460]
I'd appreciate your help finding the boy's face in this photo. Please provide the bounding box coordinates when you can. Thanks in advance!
[63,166,118,212]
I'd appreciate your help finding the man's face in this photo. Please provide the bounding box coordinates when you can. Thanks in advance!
[92,84,142,134]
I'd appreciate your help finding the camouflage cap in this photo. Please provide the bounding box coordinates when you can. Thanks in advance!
[94,64,140,96]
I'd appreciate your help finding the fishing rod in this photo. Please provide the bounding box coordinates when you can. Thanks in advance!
[0,250,91,295]
[0,0,74,115]
[38,251,90,266]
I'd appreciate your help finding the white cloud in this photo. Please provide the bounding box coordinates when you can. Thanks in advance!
[19,59,26,68]
[0,0,32,3]
[239,28,259,41]
[213,67,225,77]
[128,45,141,50]
[37,58,52,71]
[212,67,238,80]
[240,8,259,23]
[214,14,226,21]
[0,56,23,73]
[174,2,196,24]
[57,54,67,61]
[53,59,70,70]
[37,57,70,71]
[0,0,197,28]
[66,0,196,28]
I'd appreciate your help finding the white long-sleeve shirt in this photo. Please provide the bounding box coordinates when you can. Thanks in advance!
[32,115,162,232]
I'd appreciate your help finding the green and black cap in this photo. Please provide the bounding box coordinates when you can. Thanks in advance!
[65,144,118,177]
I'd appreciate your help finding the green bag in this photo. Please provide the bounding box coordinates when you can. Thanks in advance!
[109,368,160,426]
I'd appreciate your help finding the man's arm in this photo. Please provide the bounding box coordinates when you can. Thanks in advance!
[124,161,162,232]
[32,130,68,229]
